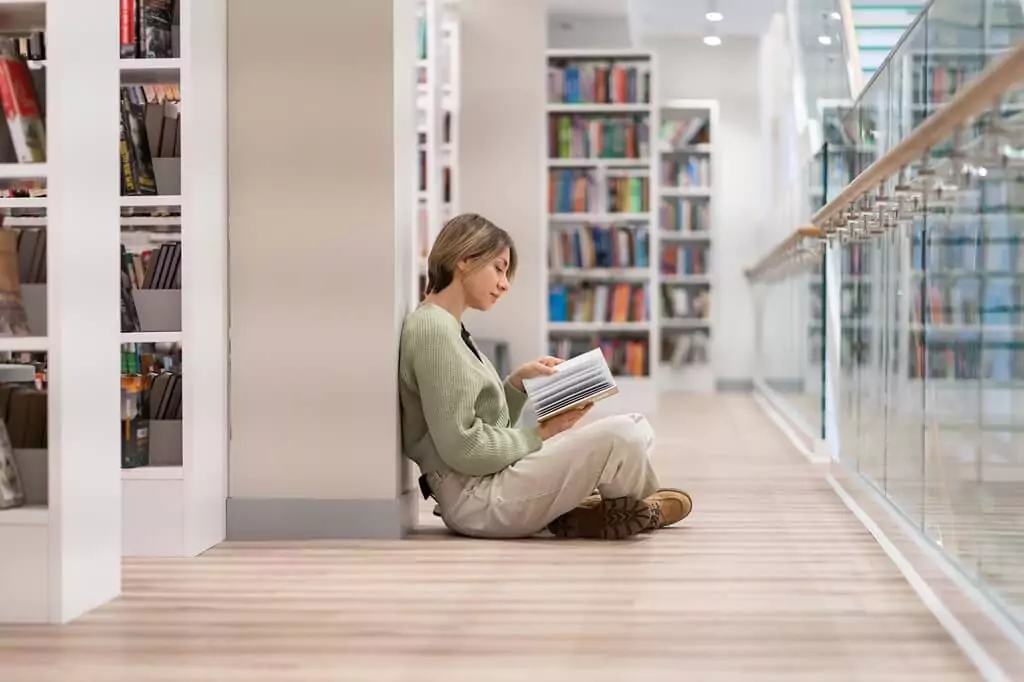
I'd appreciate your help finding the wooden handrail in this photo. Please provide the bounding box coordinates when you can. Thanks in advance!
[744,226,822,280]
[745,41,1024,283]
[812,42,1024,226]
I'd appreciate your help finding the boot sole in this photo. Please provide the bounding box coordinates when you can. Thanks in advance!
[548,496,654,540]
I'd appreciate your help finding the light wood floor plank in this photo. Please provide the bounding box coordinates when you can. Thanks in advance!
[0,395,982,681]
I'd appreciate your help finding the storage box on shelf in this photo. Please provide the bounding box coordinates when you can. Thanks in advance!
[414,0,459,302]
[117,0,226,558]
[657,100,716,393]
[545,49,657,413]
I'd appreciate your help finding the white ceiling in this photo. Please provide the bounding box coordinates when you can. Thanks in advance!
[547,0,783,37]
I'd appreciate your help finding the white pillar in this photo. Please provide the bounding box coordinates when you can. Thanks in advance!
[225,0,416,539]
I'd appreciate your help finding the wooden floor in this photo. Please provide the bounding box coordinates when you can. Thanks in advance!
[0,395,981,681]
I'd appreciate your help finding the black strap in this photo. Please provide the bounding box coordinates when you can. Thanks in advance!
[460,324,482,363]
[418,474,433,500]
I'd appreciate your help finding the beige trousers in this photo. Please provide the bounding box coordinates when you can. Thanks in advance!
[427,413,662,539]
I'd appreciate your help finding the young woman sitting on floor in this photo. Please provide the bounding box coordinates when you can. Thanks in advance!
[398,213,692,539]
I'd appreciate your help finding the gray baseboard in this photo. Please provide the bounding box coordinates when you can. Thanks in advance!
[226,497,405,540]
[715,378,754,392]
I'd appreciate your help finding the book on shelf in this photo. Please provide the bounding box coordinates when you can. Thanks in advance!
[523,347,619,422]
[0,38,46,164]
[549,337,648,378]
[120,0,177,60]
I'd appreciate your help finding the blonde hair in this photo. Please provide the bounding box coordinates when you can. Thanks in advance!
[425,213,517,295]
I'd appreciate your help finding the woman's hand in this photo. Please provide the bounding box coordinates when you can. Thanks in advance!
[538,403,593,440]
[509,355,563,392]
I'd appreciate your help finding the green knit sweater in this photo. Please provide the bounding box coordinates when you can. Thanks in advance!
[398,303,543,477]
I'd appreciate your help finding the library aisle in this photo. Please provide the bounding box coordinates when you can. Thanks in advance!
[0,395,978,681]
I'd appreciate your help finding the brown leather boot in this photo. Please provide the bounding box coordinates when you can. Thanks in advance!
[645,488,692,529]
[547,497,654,540]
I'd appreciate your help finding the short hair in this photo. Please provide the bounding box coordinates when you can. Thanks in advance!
[425,213,518,295]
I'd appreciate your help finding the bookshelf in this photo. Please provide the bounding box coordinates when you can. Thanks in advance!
[0,0,124,624]
[657,99,716,393]
[544,48,658,412]
[414,0,459,302]
[116,0,227,557]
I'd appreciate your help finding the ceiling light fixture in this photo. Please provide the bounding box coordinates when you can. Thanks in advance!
[703,34,722,46]
[818,35,833,45]
[829,11,841,20]
[706,11,723,21]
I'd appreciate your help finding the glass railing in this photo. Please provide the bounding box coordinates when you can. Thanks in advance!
[749,0,1024,631]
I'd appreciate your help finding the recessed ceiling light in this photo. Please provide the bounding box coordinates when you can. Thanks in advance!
[818,35,833,45]
[829,11,841,20]
[703,35,722,46]
[705,11,723,21]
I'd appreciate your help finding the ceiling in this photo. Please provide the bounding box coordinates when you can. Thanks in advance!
[547,0,783,37]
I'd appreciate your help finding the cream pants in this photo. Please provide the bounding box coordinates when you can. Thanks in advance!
[426,413,661,539]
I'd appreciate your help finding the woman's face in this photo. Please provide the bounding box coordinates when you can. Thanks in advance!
[461,248,511,311]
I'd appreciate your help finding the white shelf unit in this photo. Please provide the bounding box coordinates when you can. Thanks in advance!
[414,0,459,302]
[544,49,658,413]
[657,99,717,393]
[0,0,123,625]
[117,0,227,558]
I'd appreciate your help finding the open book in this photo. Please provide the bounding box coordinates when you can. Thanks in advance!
[522,348,619,422]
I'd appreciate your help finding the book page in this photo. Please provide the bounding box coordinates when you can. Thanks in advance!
[523,348,617,421]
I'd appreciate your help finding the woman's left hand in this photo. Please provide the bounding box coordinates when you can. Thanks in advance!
[509,356,563,392]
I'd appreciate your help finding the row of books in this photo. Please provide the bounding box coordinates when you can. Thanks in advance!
[661,198,710,234]
[908,335,1024,381]
[550,225,650,270]
[662,157,710,189]
[661,331,710,367]
[911,55,979,106]
[662,245,709,276]
[548,114,650,160]
[121,368,182,469]
[548,282,648,324]
[122,242,182,290]
[119,0,177,60]
[911,282,1023,329]
[547,59,651,105]
[548,170,650,214]
[661,117,709,148]
[661,285,710,320]
[548,336,649,378]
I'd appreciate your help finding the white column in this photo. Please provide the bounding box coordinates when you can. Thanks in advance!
[225,0,416,539]
[46,0,123,621]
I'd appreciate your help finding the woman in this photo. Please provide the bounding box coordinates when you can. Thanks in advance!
[398,213,692,539]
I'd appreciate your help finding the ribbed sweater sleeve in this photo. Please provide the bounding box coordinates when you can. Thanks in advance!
[411,318,543,476]
[503,378,529,425]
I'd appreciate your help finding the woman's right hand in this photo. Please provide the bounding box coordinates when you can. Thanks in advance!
[538,403,593,440]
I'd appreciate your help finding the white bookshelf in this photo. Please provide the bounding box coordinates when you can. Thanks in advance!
[414,0,459,302]
[657,99,717,393]
[116,0,227,558]
[0,0,123,624]
[544,48,658,413]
